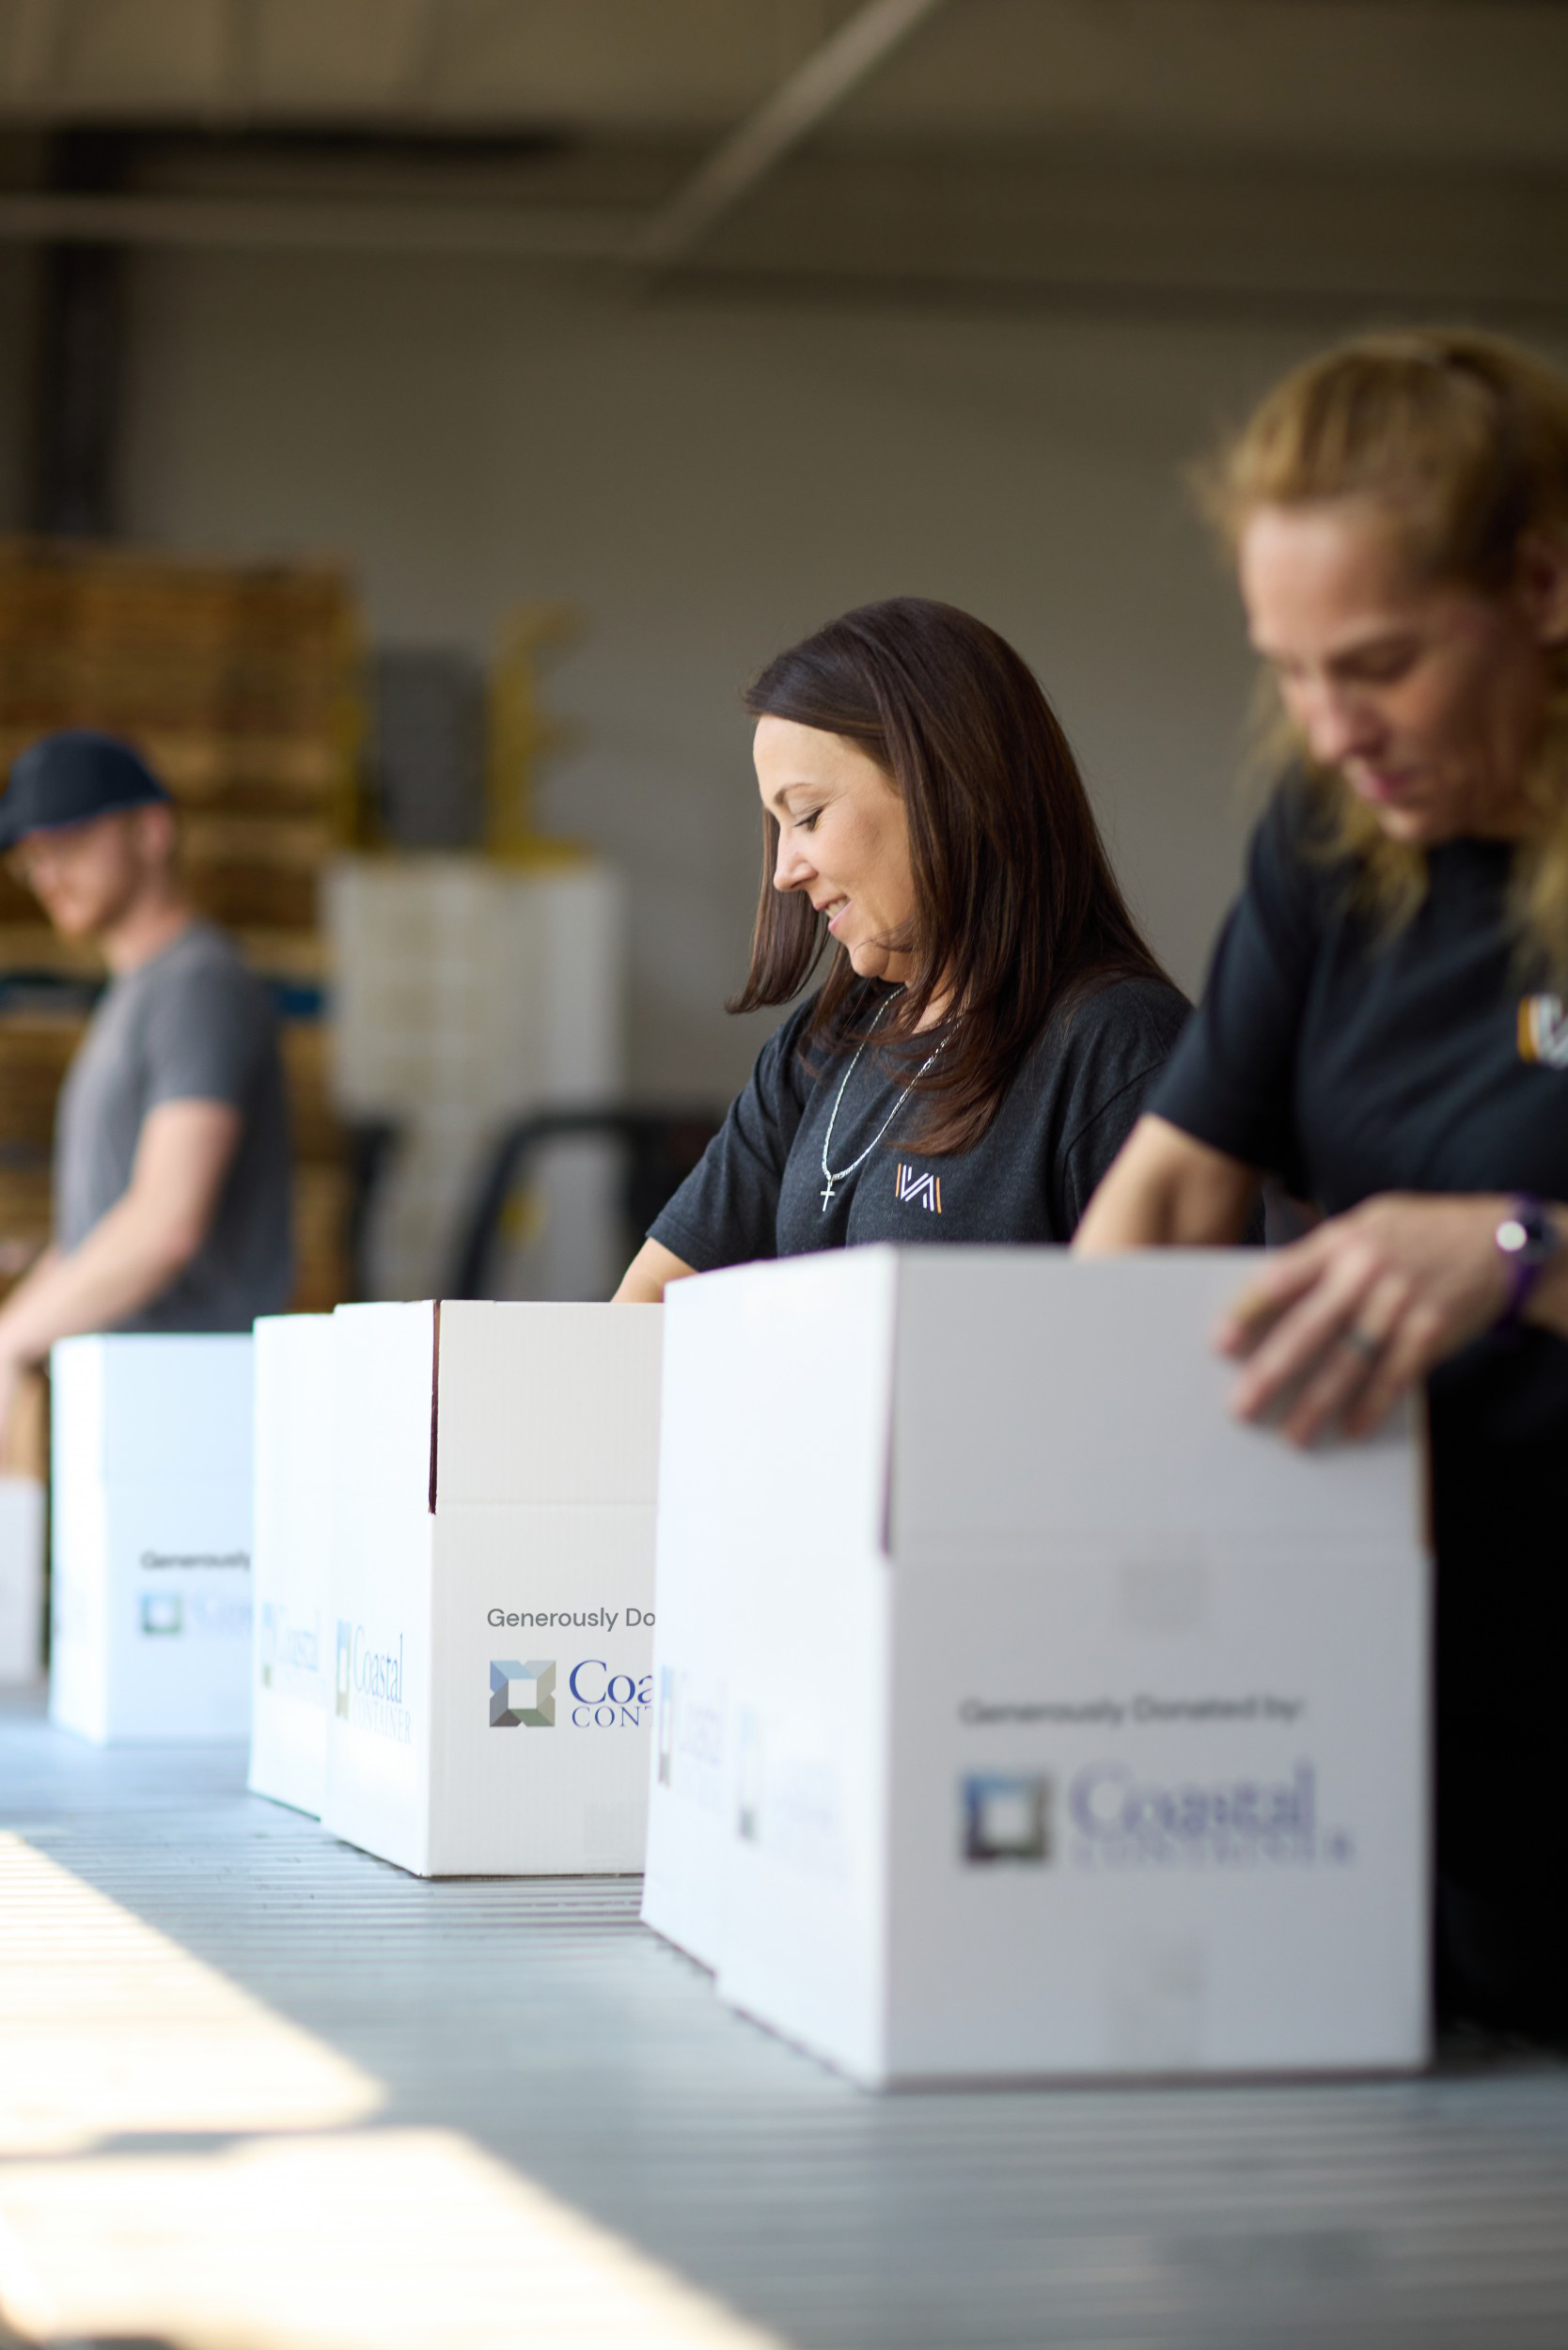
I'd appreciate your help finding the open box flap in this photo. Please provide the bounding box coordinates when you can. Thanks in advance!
[255,1315,337,1503]
[330,1302,439,1512]
[886,1251,1426,1559]
[663,1249,901,1567]
[431,1301,663,1511]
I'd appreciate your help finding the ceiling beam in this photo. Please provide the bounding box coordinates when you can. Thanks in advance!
[630,0,952,269]
[0,191,632,258]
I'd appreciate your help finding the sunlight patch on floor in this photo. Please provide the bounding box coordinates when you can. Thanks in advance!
[0,2126,788,2350]
[0,1832,384,2155]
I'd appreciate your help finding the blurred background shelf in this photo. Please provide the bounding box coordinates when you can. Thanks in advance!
[0,538,364,1311]
[0,542,636,1310]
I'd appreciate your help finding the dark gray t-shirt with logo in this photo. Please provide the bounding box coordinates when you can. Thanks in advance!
[55,920,293,1332]
[650,974,1188,1268]
[1147,776,1568,1941]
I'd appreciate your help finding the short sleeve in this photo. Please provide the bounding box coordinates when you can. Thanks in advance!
[649,1001,816,1272]
[1052,978,1193,1230]
[141,951,272,1114]
[1148,785,1327,1183]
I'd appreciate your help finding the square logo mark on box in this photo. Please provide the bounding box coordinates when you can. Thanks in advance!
[140,1592,183,1638]
[335,1620,353,1719]
[259,1600,276,1688]
[962,1773,1050,1864]
[491,1658,556,1729]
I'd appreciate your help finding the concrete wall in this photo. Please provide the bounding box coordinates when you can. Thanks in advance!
[99,253,1352,1096]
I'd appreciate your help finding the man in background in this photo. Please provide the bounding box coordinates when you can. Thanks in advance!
[0,730,292,1455]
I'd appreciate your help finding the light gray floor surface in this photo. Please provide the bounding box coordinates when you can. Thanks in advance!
[4,1692,1568,2350]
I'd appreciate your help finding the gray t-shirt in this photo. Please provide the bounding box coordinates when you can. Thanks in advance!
[55,921,294,1333]
[650,973,1190,1267]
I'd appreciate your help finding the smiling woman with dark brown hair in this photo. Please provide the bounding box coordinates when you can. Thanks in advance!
[614,596,1187,1299]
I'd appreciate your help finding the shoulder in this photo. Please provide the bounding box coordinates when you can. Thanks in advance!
[1056,971,1190,1056]
[136,926,278,1077]
[153,925,272,1014]
[1031,973,1191,1090]
[1014,971,1190,1139]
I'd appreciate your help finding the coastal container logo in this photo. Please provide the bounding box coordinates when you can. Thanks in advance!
[490,1658,557,1729]
[963,1774,1050,1863]
[336,1621,412,1744]
[958,1761,1354,1869]
[489,1658,651,1731]
[261,1606,321,1700]
[140,1592,184,1638]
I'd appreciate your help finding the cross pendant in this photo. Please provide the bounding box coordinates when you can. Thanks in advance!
[821,1178,837,1211]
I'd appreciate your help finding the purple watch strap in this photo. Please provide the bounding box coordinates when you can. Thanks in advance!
[1497,1194,1550,1332]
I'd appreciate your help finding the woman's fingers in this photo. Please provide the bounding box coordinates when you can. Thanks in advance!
[1341,1300,1445,1438]
[1272,1270,1412,1447]
[1216,1194,1514,1446]
[1227,1244,1383,1425]
[1215,1230,1334,1357]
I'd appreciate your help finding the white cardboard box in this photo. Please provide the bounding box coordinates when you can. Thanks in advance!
[248,1314,336,1815]
[643,1248,1431,2085]
[50,1334,255,1744]
[0,1475,45,1684]
[321,1300,663,1877]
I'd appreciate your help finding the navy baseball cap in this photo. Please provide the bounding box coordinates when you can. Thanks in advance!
[0,730,171,854]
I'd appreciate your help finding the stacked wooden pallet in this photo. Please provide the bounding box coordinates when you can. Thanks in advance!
[0,540,365,1313]
[0,1004,79,1292]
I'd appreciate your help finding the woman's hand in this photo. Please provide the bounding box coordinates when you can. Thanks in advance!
[1216,1193,1519,1444]
[611,1238,697,1305]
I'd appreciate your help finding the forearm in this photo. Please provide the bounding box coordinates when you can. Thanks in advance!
[1074,1116,1258,1253]
[612,1237,698,1304]
[0,1200,195,1366]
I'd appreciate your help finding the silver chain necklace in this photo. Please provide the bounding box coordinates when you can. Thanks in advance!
[819,994,949,1212]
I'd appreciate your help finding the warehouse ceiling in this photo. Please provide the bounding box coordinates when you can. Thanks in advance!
[1,0,1567,312]
[0,0,1562,162]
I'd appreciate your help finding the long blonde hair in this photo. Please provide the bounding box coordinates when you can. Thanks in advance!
[1200,328,1568,975]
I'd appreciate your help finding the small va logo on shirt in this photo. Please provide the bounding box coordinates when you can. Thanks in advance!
[895,1162,942,1214]
[1518,995,1568,1070]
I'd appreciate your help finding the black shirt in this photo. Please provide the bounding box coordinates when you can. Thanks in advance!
[651,974,1189,1268]
[1152,781,1568,1801]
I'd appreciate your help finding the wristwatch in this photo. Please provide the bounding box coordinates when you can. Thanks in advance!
[1495,1195,1561,1332]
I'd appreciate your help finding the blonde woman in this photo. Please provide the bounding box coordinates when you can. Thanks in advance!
[1076,330,1568,2038]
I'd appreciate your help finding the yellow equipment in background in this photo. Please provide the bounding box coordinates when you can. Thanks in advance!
[483,603,586,870]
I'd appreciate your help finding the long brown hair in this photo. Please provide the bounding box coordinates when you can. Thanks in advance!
[730,596,1168,1155]
[1197,328,1568,974]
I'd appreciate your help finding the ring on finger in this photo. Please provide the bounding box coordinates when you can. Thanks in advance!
[1340,1325,1383,1361]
